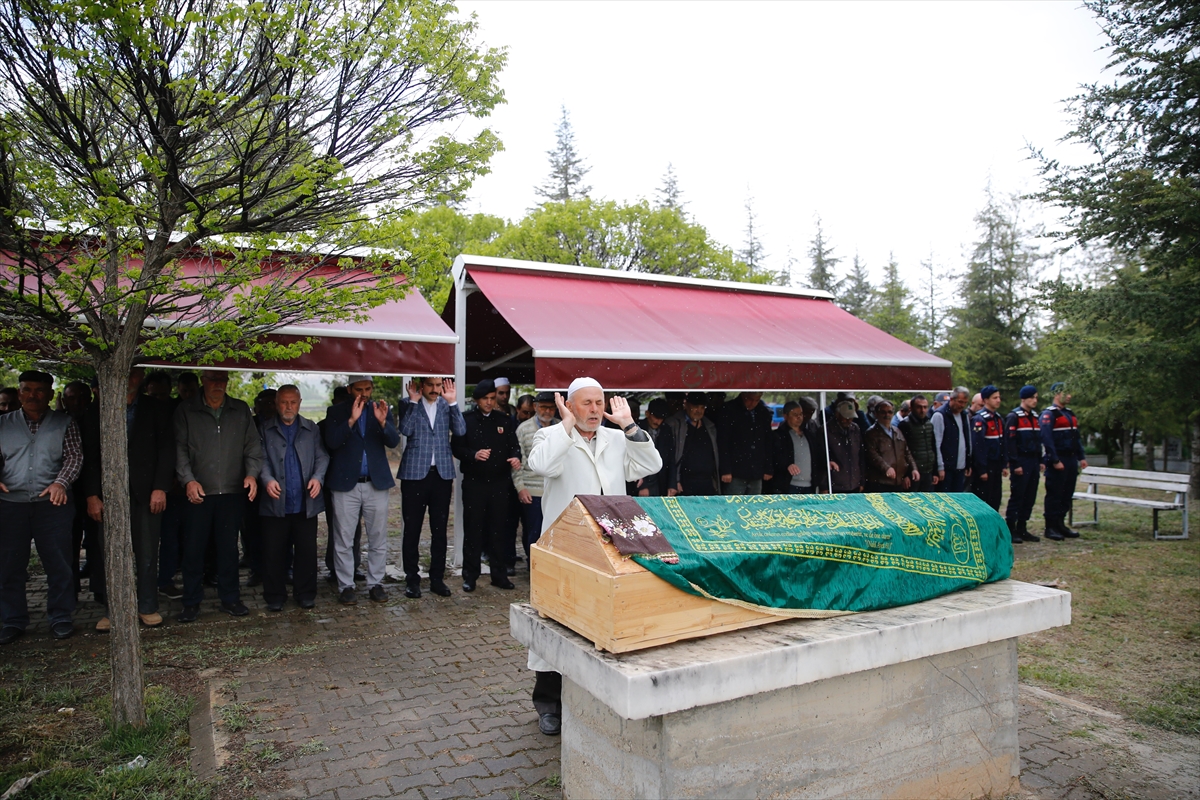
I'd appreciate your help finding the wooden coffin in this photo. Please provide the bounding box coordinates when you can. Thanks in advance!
[530,498,788,653]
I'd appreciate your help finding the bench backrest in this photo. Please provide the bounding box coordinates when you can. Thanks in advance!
[1079,467,1190,494]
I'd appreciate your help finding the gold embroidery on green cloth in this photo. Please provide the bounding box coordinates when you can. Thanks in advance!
[661,494,989,582]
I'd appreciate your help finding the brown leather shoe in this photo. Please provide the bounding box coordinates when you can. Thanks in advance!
[139,612,164,627]
[95,617,111,633]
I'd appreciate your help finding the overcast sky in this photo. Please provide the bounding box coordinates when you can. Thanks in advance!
[454,0,1111,289]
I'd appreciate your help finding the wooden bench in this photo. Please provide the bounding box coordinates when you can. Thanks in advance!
[1071,466,1190,540]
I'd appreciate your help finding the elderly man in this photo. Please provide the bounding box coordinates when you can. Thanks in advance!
[1040,383,1088,541]
[397,377,463,598]
[324,375,399,605]
[175,370,263,621]
[718,392,774,495]
[526,377,663,736]
[637,398,673,497]
[512,392,558,558]
[258,385,328,611]
[864,400,920,493]
[970,386,1008,511]
[0,371,83,644]
[932,386,973,492]
[664,392,719,496]
[827,398,865,493]
[452,379,521,592]
[83,367,175,631]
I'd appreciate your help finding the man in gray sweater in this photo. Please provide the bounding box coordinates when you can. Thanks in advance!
[174,371,262,621]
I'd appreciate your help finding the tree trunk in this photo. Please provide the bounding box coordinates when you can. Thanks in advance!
[97,357,146,726]
[1146,437,1156,471]
[1121,427,1134,470]
[1162,437,1168,471]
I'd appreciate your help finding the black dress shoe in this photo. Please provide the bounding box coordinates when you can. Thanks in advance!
[298,598,315,609]
[1045,527,1065,541]
[462,581,475,593]
[538,713,561,736]
[266,601,284,612]
[0,626,24,645]
[1021,530,1041,543]
[50,621,75,640]
[369,585,388,603]
[491,578,516,590]
[339,588,357,605]
[177,605,200,623]
[1062,525,1081,538]
[246,572,263,587]
[430,582,452,597]
[220,601,249,617]
[404,583,421,599]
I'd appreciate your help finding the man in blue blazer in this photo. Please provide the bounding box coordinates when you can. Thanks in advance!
[323,375,399,605]
[397,377,465,598]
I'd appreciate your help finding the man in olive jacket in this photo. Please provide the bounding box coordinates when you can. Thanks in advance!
[258,385,328,611]
[174,371,262,621]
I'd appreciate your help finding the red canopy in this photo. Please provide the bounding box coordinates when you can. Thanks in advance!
[447,256,950,391]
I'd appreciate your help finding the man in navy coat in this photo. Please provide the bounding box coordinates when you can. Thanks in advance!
[323,375,399,605]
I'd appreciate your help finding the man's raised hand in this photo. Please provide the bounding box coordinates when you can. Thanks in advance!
[373,399,389,426]
[442,378,457,404]
[554,392,575,430]
[604,395,634,429]
[406,379,422,403]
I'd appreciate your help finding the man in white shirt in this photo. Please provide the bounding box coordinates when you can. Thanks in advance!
[525,377,662,736]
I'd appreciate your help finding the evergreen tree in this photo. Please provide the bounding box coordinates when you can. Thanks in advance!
[839,253,874,318]
[535,106,591,202]
[656,163,686,212]
[940,187,1041,393]
[918,251,949,352]
[737,195,766,272]
[867,254,921,346]
[806,217,842,296]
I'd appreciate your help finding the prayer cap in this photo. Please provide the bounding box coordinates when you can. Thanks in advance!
[347,374,374,386]
[566,377,602,400]
[1020,385,1038,399]
[494,377,510,388]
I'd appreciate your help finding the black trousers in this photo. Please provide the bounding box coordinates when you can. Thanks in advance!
[533,670,562,717]
[241,490,263,574]
[400,469,453,583]
[460,478,510,583]
[678,471,714,497]
[1044,458,1080,522]
[0,500,76,628]
[261,513,317,604]
[90,498,163,614]
[1006,457,1041,524]
[942,468,967,493]
[865,481,903,494]
[182,492,245,606]
[912,468,937,493]
[971,463,1004,510]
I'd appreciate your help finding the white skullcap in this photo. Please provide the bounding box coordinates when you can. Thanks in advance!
[566,377,603,400]
[493,376,510,387]
[347,374,374,386]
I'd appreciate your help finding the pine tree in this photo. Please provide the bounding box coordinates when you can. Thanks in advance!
[806,217,841,296]
[919,251,948,352]
[535,106,591,202]
[839,253,874,318]
[867,253,921,345]
[656,163,685,212]
[737,195,766,271]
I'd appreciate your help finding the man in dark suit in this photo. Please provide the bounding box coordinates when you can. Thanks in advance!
[451,379,521,592]
[397,377,464,598]
[83,366,175,630]
[323,374,399,605]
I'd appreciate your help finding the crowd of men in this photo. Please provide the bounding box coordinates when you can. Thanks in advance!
[0,369,1087,647]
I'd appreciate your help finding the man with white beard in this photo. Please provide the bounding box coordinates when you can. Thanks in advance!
[525,377,663,736]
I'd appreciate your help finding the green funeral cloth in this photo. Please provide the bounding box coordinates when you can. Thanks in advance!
[631,492,1013,614]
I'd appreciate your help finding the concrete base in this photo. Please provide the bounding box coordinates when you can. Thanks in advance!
[562,638,1019,800]
[511,580,1070,800]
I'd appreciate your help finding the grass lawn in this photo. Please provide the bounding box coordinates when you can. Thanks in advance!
[1009,482,1199,735]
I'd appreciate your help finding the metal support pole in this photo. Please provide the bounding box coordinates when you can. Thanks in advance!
[821,391,833,494]
[451,281,476,571]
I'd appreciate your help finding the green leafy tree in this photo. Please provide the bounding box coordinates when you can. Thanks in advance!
[0,0,504,725]
[941,187,1041,395]
[839,253,874,319]
[535,106,591,202]
[1028,0,1199,489]
[867,254,921,346]
[805,217,841,296]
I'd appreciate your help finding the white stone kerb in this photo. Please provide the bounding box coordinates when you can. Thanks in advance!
[510,579,1070,720]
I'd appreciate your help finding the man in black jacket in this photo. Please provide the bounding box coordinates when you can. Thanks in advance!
[663,393,719,496]
[770,401,827,493]
[452,380,521,592]
[898,394,938,492]
[718,392,773,494]
[83,367,175,631]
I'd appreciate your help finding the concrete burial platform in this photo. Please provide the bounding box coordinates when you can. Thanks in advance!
[510,579,1071,800]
